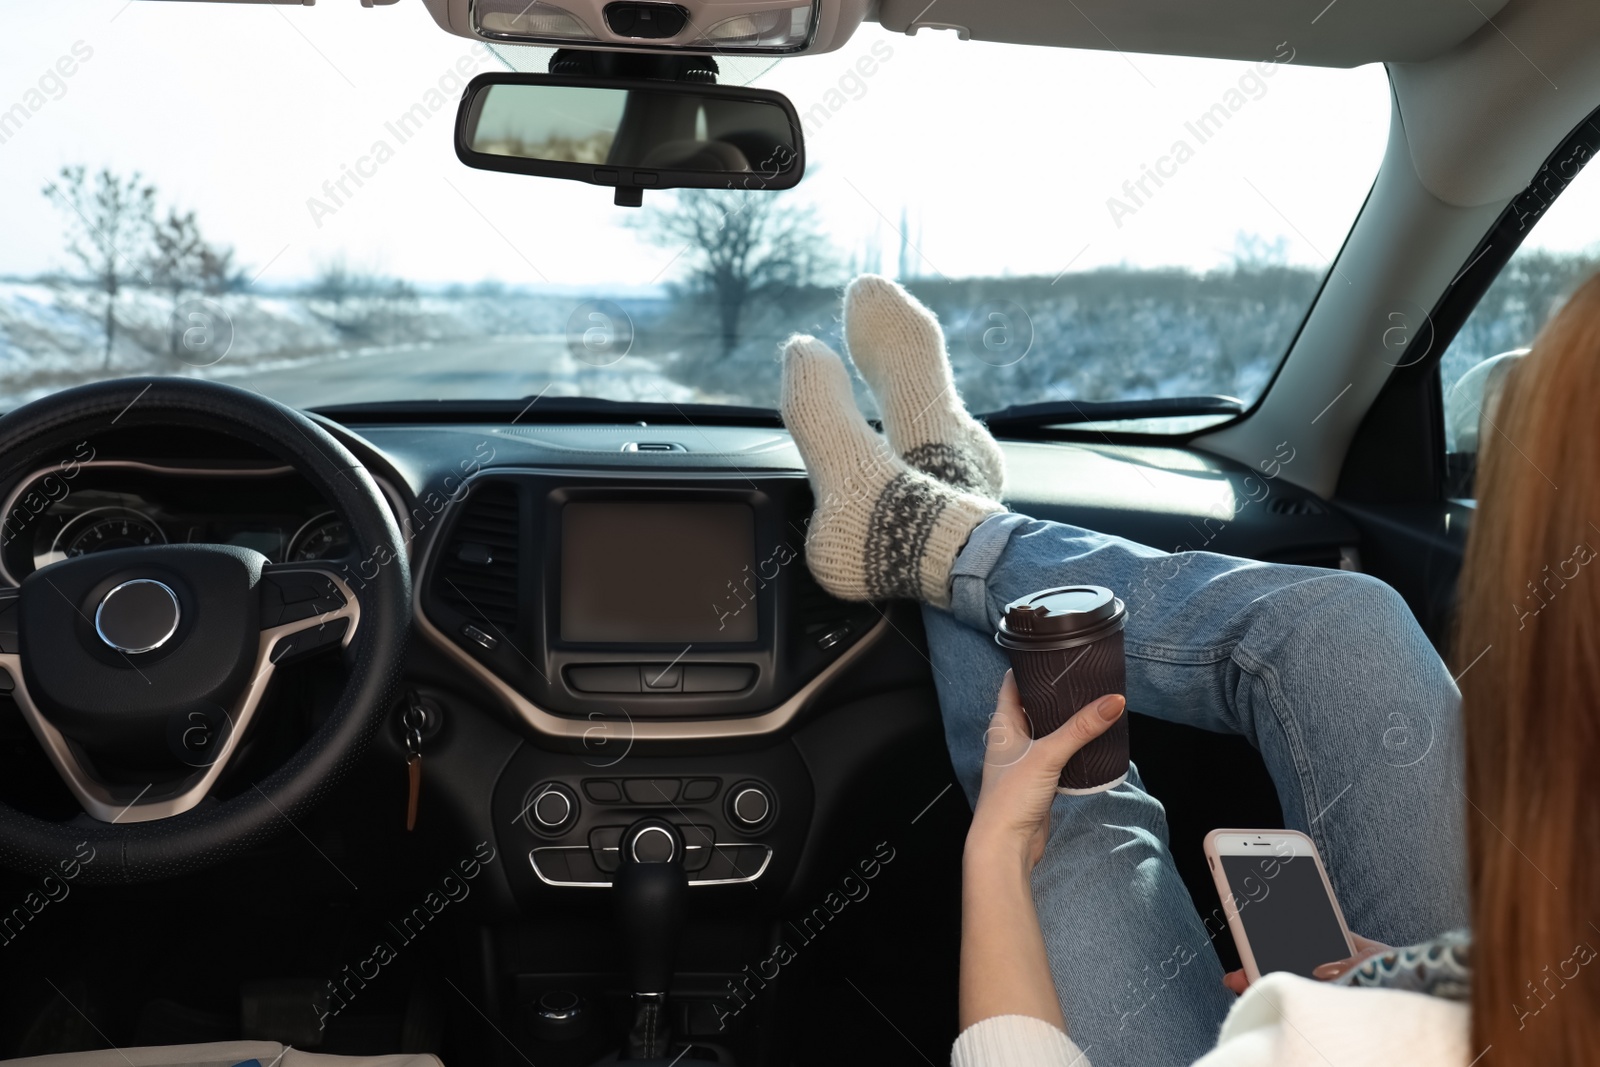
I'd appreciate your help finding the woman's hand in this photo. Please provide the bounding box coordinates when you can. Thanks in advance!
[1220,934,1392,994]
[966,670,1126,873]
[958,671,1125,1034]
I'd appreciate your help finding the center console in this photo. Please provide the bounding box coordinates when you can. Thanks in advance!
[417,470,878,895]
[403,464,953,1065]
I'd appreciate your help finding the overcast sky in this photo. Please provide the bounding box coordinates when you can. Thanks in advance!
[0,2,1592,290]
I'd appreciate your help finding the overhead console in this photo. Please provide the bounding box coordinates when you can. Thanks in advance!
[416,470,880,732]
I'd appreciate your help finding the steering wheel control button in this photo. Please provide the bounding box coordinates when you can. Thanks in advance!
[730,784,773,828]
[681,778,719,802]
[583,779,622,803]
[95,579,181,654]
[629,824,678,864]
[259,572,346,628]
[270,617,349,665]
[623,778,680,804]
[525,783,578,833]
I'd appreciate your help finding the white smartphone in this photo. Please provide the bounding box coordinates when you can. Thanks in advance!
[1203,828,1354,981]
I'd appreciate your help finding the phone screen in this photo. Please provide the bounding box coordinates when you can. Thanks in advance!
[1220,853,1349,978]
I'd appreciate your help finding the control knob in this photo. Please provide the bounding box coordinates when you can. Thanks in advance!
[527,783,577,831]
[730,784,772,828]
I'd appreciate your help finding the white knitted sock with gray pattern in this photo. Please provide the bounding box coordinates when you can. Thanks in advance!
[782,334,1002,608]
[844,274,1006,500]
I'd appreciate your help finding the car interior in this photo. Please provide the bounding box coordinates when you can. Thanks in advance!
[1,0,1599,1063]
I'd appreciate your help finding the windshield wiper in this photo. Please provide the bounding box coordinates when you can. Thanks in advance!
[979,395,1244,433]
[313,395,782,426]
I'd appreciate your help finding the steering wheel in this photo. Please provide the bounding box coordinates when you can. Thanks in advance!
[0,378,410,884]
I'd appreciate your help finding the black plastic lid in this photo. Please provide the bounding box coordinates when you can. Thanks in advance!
[995,585,1126,651]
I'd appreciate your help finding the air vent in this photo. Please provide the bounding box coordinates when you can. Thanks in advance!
[436,482,521,632]
[790,553,858,640]
[1267,495,1327,516]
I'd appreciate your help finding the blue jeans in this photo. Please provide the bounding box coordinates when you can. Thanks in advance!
[926,512,1467,1067]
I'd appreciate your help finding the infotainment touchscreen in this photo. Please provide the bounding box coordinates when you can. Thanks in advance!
[560,502,759,644]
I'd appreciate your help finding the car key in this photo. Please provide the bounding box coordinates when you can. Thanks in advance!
[403,695,426,831]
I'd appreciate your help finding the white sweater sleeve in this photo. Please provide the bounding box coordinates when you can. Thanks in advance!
[951,1015,1090,1067]
[950,975,1469,1067]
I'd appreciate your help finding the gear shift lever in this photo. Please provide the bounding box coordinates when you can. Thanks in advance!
[614,820,687,1060]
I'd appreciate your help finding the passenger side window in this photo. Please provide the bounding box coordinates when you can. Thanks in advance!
[1439,163,1600,497]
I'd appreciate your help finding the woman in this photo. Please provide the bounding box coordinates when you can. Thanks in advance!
[950,272,1600,1065]
[780,274,1597,1066]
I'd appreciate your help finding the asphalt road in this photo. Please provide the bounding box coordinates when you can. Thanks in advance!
[218,335,691,409]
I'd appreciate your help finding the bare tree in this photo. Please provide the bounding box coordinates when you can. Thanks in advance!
[309,254,356,310]
[148,208,204,359]
[198,243,241,295]
[43,166,156,369]
[629,188,836,359]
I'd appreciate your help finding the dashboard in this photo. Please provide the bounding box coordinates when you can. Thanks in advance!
[0,414,1364,1065]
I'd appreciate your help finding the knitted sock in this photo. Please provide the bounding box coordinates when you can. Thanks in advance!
[781,334,1002,608]
[844,274,1007,500]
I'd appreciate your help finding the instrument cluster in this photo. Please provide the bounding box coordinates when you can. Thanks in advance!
[0,461,349,584]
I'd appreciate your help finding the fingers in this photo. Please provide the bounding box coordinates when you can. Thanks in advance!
[981,672,1032,768]
[982,673,1125,775]
[1036,694,1125,764]
[1311,938,1390,981]
[994,671,1028,736]
[1221,969,1249,996]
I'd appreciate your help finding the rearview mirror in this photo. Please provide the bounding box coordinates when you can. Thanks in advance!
[455,73,805,206]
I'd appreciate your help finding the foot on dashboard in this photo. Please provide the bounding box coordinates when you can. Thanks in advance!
[843,274,1006,501]
[781,333,1002,608]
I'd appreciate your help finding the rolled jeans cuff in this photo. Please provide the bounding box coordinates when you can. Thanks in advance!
[949,510,1030,630]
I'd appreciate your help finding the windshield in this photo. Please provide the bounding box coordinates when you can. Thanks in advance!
[2,5,1390,423]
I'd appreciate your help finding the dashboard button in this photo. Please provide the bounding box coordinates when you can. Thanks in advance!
[677,823,715,872]
[529,848,571,883]
[696,844,770,883]
[590,826,625,872]
[683,665,755,693]
[567,665,640,693]
[623,778,680,804]
[730,785,772,827]
[462,624,498,651]
[583,779,622,803]
[642,664,681,690]
[533,788,574,829]
[681,778,719,802]
[563,848,607,883]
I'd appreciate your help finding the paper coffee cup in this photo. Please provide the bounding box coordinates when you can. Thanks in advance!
[995,586,1129,795]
